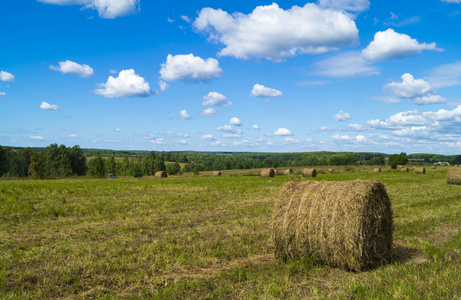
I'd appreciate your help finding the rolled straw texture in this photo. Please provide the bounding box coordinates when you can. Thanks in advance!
[447,168,461,185]
[212,171,222,176]
[302,168,317,178]
[284,169,294,175]
[260,169,275,177]
[155,171,168,178]
[373,168,381,173]
[414,167,426,174]
[272,179,393,271]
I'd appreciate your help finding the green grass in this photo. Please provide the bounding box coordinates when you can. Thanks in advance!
[1,166,461,299]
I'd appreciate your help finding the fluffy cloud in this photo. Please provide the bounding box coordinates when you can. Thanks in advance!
[0,92,6,97]
[94,69,152,98]
[0,71,15,82]
[201,134,215,141]
[333,110,352,122]
[216,125,233,132]
[331,134,367,142]
[159,54,223,82]
[313,51,379,77]
[201,108,216,117]
[150,138,166,145]
[250,84,282,98]
[202,92,231,107]
[115,128,121,132]
[40,101,60,110]
[27,135,45,141]
[180,109,192,120]
[50,60,94,77]
[38,0,140,19]
[229,117,242,126]
[68,134,79,138]
[384,73,446,105]
[273,128,293,136]
[194,3,358,61]
[223,133,241,138]
[252,125,260,130]
[158,80,169,92]
[362,29,442,61]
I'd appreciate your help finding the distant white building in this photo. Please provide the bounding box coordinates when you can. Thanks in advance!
[434,162,450,165]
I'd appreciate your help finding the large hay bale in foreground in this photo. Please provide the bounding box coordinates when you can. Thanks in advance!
[401,167,409,172]
[447,168,461,185]
[284,169,294,175]
[212,171,222,176]
[414,167,426,174]
[155,171,168,178]
[260,169,275,177]
[302,168,317,178]
[272,180,393,271]
[373,168,381,173]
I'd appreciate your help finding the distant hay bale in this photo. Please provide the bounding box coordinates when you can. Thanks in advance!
[302,168,317,178]
[328,168,334,172]
[155,171,168,178]
[447,168,461,185]
[272,180,393,272]
[401,167,409,172]
[414,167,426,174]
[284,169,294,175]
[213,171,222,176]
[398,165,403,169]
[274,170,279,174]
[373,168,381,173]
[261,169,275,177]
[431,166,436,169]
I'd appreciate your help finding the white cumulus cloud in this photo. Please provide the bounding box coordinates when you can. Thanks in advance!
[194,3,358,61]
[159,54,223,82]
[250,84,283,98]
[0,71,15,82]
[40,101,60,110]
[180,109,192,120]
[28,135,45,141]
[252,124,260,130]
[229,117,242,126]
[202,92,231,107]
[273,128,293,136]
[94,69,152,98]
[50,60,94,77]
[201,108,216,117]
[38,0,140,19]
[384,73,446,105]
[0,92,6,97]
[333,110,352,122]
[362,29,442,61]
[201,134,215,141]
[158,80,169,92]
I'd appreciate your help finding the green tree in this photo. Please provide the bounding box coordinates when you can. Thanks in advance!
[388,153,409,169]
[88,156,106,177]
[106,157,117,175]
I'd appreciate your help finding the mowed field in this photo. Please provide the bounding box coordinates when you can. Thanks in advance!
[1,166,461,299]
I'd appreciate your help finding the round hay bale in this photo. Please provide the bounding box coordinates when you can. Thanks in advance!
[328,168,334,172]
[155,171,168,178]
[261,169,275,177]
[373,168,381,173]
[284,169,294,175]
[447,167,461,185]
[414,167,426,174]
[431,166,436,169]
[274,169,279,174]
[213,171,222,176]
[400,167,409,172]
[397,165,403,169]
[272,179,393,271]
[302,168,317,178]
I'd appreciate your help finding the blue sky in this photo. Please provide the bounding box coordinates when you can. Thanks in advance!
[1,0,461,154]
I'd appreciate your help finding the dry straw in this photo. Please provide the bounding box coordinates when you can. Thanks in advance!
[213,171,222,176]
[328,168,334,172]
[373,168,381,173]
[155,171,168,178]
[284,169,294,175]
[447,168,461,185]
[302,168,317,178]
[261,169,275,177]
[431,166,436,169]
[272,179,393,271]
[414,167,426,174]
[401,167,409,172]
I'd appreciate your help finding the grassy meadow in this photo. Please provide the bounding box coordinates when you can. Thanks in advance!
[1,166,461,299]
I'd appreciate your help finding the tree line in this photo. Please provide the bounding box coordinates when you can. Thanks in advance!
[1,144,460,179]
